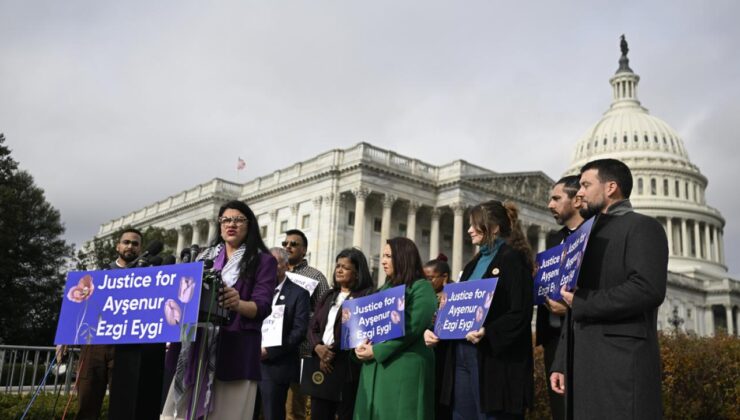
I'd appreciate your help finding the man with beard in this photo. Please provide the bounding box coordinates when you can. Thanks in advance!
[537,175,583,420]
[281,229,329,420]
[66,228,142,420]
[550,159,668,419]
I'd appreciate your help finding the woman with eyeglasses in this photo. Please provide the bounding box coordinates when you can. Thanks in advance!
[306,248,375,420]
[353,237,436,420]
[161,200,276,420]
[424,200,534,420]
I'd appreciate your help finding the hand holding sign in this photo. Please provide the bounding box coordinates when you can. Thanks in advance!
[433,278,498,340]
[340,286,406,350]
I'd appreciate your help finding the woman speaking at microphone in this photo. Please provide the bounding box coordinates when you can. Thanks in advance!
[161,200,276,420]
[353,237,436,420]
[424,200,534,420]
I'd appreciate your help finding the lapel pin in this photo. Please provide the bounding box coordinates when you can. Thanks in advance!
[491,268,500,275]
[279,295,285,301]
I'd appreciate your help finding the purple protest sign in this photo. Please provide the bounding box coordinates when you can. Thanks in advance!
[558,217,595,296]
[54,262,203,345]
[433,278,498,340]
[533,244,565,305]
[340,285,405,350]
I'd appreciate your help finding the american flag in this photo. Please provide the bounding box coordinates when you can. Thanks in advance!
[237,157,246,171]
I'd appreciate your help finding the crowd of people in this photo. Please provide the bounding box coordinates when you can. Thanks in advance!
[70,157,669,420]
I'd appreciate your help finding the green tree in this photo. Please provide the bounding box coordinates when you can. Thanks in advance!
[0,133,74,345]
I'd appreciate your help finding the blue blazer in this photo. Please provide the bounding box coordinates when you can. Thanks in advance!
[260,278,311,384]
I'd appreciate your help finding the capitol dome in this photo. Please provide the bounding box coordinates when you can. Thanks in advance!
[566,37,727,277]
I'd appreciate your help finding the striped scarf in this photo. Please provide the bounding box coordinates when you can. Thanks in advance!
[171,243,245,418]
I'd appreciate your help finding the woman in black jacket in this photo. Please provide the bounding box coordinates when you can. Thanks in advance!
[306,248,374,420]
[425,200,534,420]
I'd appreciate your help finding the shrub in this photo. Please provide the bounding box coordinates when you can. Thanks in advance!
[660,331,740,420]
[0,392,108,420]
[528,332,740,420]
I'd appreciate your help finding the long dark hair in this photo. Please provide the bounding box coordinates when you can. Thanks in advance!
[212,200,268,279]
[469,200,534,268]
[386,237,425,287]
[333,248,374,293]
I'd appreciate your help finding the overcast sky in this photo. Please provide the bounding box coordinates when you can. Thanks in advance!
[1,1,738,276]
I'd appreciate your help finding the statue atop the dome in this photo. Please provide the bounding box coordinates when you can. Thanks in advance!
[620,34,629,57]
[617,34,633,74]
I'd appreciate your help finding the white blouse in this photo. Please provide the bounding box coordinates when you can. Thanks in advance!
[322,291,350,346]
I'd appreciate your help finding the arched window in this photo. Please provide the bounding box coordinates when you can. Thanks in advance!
[663,179,669,196]
[650,179,657,195]
[675,180,680,198]
[637,178,644,195]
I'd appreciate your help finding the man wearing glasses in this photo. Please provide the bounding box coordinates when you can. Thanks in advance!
[73,228,142,420]
[281,229,329,420]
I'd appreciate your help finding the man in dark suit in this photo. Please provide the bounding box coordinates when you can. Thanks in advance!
[260,247,310,420]
[551,159,668,419]
[537,175,583,420]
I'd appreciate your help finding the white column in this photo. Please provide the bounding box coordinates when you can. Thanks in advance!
[537,227,547,252]
[321,193,336,275]
[429,208,441,260]
[175,226,187,261]
[378,195,397,287]
[703,223,711,261]
[206,219,218,245]
[735,310,740,337]
[712,227,720,263]
[351,188,369,248]
[718,230,725,265]
[726,306,734,335]
[290,204,300,230]
[268,210,278,247]
[681,219,689,257]
[191,221,203,246]
[666,218,674,256]
[451,203,465,280]
[705,305,715,336]
[406,201,419,243]
[310,196,322,260]
[693,221,701,258]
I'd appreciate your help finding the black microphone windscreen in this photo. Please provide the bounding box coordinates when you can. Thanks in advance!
[148,255,164,266]
[162,255,176,266]
[146,240,164,256]
[202,259,214,270]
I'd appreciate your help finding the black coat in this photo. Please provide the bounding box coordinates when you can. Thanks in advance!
[260,278,311,384]
[552,202,668,419]
[439,243,534,415]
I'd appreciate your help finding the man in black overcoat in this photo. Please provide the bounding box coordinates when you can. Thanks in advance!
[550,158,668,419]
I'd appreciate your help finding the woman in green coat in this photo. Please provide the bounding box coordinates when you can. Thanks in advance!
[353,237,437,420]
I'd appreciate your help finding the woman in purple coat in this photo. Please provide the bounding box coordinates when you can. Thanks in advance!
[161,200,276,420]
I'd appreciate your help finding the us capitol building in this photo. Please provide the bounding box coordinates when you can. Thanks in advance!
[93,40,738,336]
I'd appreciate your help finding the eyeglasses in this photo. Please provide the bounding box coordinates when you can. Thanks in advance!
[120,240,140,246]
[218,216,248,226]
[281,240,303,248]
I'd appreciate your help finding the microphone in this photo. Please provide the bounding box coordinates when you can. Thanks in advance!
[148,255,164,267]
[128,240,164,268]
[162,255,176,266]
[190,244,201,261]
[180,248,192,263]
[202,259,215,271]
